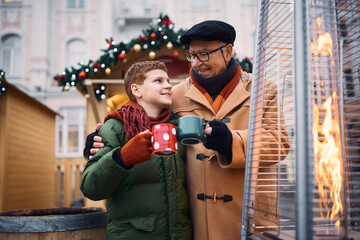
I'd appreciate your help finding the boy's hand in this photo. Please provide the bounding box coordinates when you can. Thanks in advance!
[121,130,152,166]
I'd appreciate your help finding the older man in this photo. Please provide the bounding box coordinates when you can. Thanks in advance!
[171,20,289,239]
[84,20,289,239]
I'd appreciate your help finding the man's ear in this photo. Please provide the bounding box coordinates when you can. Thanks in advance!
[225,44,233,60]
[131,84,142,98]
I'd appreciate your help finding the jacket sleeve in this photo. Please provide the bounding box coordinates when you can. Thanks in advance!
[217,81,290,169]
[80,119,130,200]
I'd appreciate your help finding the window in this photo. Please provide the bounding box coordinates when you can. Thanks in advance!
[0,34,21,75]
[66,39,86,69]
[56,107,86,157]
[67,0,85,8]
[68,125,79,152]
[58,125,63,153]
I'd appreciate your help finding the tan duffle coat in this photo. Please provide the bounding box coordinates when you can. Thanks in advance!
[171,71,289,240]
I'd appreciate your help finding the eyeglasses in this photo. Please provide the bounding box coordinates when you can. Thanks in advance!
[185,45,228,63]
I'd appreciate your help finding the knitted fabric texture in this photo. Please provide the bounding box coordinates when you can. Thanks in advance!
[190,66,242,113]
[191,58,238,96]
[120,131,152,166]
[104,100,171,139]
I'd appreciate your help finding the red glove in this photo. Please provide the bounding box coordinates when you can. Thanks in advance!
[120,131,152,166]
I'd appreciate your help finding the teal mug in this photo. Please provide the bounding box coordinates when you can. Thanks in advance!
[177,115,206,145]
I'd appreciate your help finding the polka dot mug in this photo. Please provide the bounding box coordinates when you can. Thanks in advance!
[151,123,178,156]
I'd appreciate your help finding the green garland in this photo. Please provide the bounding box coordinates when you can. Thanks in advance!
[237,57,253,73]
[53,13,252,99]
[54,14,187,94]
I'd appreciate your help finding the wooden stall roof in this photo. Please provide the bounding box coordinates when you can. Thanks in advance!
[1,80,62,118]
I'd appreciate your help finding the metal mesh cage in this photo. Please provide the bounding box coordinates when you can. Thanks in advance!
[241,0,360,239]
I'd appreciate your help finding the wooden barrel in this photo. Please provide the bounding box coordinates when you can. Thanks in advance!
[0,207,108,240]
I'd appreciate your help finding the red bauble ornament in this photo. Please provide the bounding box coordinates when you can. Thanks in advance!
[150,33,157,39]
[79,71,86,80]
[173,51,179,59]
[118,53,126,60]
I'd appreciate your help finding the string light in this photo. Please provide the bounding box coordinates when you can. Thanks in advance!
[0,69,8,96]
[53,13,253,103]
[94,84,106,101]
[53,14,188,99]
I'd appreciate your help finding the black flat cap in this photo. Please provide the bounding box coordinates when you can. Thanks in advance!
[180,20,236,45]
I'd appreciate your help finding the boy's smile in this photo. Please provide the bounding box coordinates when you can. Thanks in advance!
[135,69,172,116]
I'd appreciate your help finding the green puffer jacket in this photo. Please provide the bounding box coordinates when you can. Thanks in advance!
[80,117,192,240]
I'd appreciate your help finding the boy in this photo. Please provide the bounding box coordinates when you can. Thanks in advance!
[80,61,192,240]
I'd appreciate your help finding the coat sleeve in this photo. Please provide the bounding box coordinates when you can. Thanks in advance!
[80,119,130,200]
[218,81,290,168]
[216,129,248,168]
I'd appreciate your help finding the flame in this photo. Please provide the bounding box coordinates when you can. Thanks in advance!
[316,17,323,26]
[313,92,343,228]
[310,17,335,65]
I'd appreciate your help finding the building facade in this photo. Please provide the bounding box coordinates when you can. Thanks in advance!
[0,0,256,206]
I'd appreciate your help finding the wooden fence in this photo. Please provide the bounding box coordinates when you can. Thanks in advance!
[55,158,85,207]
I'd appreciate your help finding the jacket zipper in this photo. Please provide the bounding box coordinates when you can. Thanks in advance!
[161,159,171,240]
[172,156,178,177]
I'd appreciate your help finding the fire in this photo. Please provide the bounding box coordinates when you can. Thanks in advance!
[313,92,343,228]
[310,32,333,57]
[310,17,335,65]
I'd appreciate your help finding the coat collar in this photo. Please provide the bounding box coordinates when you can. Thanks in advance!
[185,81,215,114]
[184,77,251,118]
[216,83,250,119]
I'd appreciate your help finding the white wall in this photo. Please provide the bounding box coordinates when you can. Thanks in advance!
[0,0,257,113]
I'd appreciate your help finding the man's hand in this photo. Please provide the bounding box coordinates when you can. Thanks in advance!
[204,120,233,158]
[83,123,104,160]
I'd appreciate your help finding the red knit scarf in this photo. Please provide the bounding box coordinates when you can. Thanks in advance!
[190,66,242,113]
[104,100,171,139]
